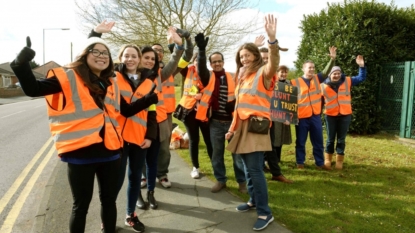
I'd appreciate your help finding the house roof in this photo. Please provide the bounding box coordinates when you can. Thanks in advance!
[0,62,44,79]
[0,67,13,75]
[34,61,62,76]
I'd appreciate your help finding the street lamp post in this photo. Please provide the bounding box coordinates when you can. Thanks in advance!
[43,28,70,75]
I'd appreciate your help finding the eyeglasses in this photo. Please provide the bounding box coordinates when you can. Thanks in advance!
[211,60,223,64]
[89,49,110,58]
[153,48,164,54]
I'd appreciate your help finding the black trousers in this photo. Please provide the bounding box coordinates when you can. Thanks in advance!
[264,146,283,177]
[67,158,120,233]
[183,110,213,168]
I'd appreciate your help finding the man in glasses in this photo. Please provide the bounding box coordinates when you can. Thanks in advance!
[194,33,247,194]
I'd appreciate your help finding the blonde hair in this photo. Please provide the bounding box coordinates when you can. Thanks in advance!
[117,44,142,60]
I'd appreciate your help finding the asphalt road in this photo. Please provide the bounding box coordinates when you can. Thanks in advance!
[0,99,58,233]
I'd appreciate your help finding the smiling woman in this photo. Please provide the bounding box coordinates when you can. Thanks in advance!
[9,34,157,233]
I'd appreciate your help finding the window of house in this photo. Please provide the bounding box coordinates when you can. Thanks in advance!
[2,75,11,87]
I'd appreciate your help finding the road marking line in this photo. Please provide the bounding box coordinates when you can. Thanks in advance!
[0,111,25,119]
[0,144,56,233]
[0,137,53,215]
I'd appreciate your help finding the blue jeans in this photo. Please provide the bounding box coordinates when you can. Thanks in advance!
[239,151,271,216]
[117,142,147,215]
[210,119,246,184]
[295,114,324,166]
[145,139,160,191]
[324,114,351,155]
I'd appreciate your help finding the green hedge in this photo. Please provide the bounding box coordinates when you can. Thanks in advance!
[295,0,415,134]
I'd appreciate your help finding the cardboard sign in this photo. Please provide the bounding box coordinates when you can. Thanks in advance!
[270,82,298,124]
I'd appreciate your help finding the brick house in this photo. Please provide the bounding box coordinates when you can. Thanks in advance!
[0,62,56,97]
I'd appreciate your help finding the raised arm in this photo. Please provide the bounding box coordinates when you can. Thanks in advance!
[160,27,184,82]
[320,46,337,80]
[195,33,210,86]
[88,20,115,38]
[263,14,279,81]
[350,55,366,86]
[10,37,62,96]
[173,29,194,76]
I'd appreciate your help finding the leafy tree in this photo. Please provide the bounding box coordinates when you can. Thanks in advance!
[29,60,40,69]
[75,0,261,58]
[296,0,415,134]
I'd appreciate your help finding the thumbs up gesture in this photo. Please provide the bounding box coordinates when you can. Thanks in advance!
[15,37,36,65]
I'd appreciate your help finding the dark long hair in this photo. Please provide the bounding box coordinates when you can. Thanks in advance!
[140,46,160,75]
[234,43,263,83]
[65,43,114,95]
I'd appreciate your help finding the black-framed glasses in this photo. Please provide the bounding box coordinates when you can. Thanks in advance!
[153,48,164,54]
[89,49,110,58]
[211,60,223,64]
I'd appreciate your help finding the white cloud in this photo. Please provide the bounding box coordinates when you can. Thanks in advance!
[0,0,86,67]
[223,0,414,72]
[1,0,412,72]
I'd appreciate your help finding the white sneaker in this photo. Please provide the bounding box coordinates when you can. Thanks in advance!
[140,178,147,188]
[190,167,200,179]
[159,176,172,188]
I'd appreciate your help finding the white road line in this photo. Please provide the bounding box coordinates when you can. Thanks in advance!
[0,110,25,119]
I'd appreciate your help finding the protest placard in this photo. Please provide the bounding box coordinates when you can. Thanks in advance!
[270,82,298,124]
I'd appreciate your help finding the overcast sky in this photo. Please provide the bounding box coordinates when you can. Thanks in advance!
[0,0,413,72]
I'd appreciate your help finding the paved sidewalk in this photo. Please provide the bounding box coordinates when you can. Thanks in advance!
[0,96,38,105]
[33,150,293,233]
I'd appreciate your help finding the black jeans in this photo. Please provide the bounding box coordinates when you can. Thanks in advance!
[183,110,213,168]
[67,159,120,233]
[264,146,283,177]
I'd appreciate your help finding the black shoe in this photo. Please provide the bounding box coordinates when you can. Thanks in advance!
[147,190,158,209]
[125,213,145,232]
[136,191,146,210]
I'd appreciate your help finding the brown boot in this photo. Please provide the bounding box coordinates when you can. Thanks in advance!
[238,182,247,194]
[324,153,333,168]
[271,175,293,183]
[336,155,344,170]
[317,164,332,170]
[211,182,226,193]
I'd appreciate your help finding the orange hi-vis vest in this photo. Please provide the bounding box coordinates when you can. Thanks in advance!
[291,75,322,118]
[321,76,352,116]
[154,69,168,123]
[235,67,273,120]
[117,72,155,146]
[178,65,204,110]
[195,71,235,122]
[45,68,123,154]
[162,75,176,113]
